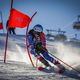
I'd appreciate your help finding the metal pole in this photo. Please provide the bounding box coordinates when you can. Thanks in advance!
[11,0,13,9]
[26,12,37,67]
[4,0,13,63]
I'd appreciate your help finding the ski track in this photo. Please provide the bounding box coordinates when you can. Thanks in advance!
[0,61,79,80]
[0,34,80,80]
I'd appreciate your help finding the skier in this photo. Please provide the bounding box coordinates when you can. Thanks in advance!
[28,24,65,73]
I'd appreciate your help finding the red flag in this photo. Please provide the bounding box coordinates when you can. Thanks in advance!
[8,8,31,28]
[0,22,3,29]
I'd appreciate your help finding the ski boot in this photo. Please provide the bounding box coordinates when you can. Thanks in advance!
[38,66,44,71]
[54,61,65,74]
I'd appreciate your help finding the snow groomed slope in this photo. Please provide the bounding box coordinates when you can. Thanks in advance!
[0,34,80,80]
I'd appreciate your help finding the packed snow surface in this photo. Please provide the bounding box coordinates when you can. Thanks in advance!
[0,34,80,80]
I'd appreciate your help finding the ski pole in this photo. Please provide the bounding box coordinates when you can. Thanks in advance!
[48,51,80,74]
[36,57,38,68]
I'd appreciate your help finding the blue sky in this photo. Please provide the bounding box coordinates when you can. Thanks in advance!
[0,0,80,39]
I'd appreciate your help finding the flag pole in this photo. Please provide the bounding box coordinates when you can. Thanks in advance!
[4,30,8,63]
[26,12,37,67]
[4,0,13,63]
[11,0,13,9]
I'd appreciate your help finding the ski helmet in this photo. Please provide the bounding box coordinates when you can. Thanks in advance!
[33,24,43,32]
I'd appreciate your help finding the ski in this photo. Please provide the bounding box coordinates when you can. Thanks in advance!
[37,66,80,79]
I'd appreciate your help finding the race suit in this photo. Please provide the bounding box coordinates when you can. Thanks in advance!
[28,29,55,63]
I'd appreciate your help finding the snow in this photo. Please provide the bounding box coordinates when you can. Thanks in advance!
[0,34,80,80]
[0,61,79,80]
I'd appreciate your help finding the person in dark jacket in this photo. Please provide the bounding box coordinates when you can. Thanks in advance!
[6,20,16,35]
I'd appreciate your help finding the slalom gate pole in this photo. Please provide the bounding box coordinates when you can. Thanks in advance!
[48,51,80,74]
[4,0,14,64]
[26,12,37,67]
[26,46,35,67]
[4,30,9,63]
